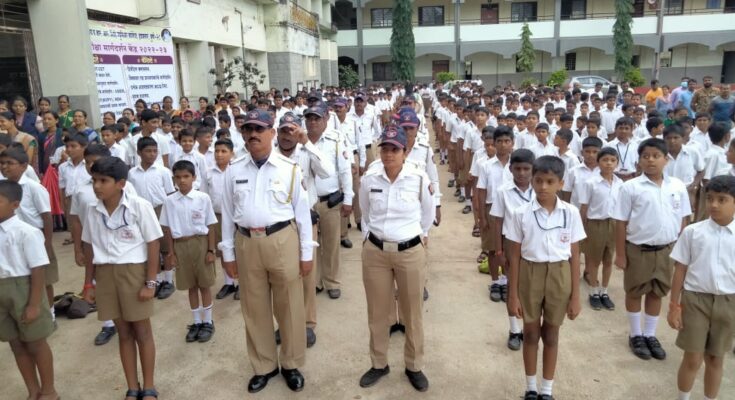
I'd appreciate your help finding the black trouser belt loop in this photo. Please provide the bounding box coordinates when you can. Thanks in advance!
[628,241,673,252]
[237,220,292,237]
[368,232,422,252]
[318,190,341,203]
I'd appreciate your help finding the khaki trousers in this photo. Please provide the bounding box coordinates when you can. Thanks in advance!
[235,224,305,373]
[303,224,318,328]
[315,200,342,290]
[362,239,427,372]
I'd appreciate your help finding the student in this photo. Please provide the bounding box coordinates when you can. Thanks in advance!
[0,180,57,400]
[642,117,664,140]
[506,156,584,400]
[613,138,692,361]
[663,124,705,211]
[160,160,218,343]
[563,137,602,207]
[81,157,163,400]
[529,123,555,158]
[195,126,215,169]
[583,118,607,147]
[463,107,488,215]
[668,175,735,400]
[127,137,177,299]
[174,129,208,190]
[159,117,178,168]
[578,147,621,311]
[703,123,731,185]
[100,124,127,162]
[553,129,580,200]
[606,117,638,181]
[131,109,170,167]
[689,112,712,151]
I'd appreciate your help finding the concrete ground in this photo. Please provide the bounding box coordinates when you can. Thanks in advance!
[2,160,734,400]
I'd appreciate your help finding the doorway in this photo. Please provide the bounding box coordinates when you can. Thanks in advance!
[722,51,735,83]
[432,60,449,80]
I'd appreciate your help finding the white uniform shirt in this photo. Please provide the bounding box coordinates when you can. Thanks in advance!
[15,174,51,229]
[606,138,639,173]
[350,111,381,155]
[131,132,171,167]
[220,152,313,262]
[530,141,557,159]
[563,163,599,207]
[359,164,434,242]
[406,137,442,205]
[670,218,735,295]
[109,143,127,163]
[199,165,226,214]
[578,174,623,220]
[275,141,334,208]
[0,216,49,278]
[58,159,89,197]
[175,150,208,190]
[556,149,581,178]
[476,157,512,204]
[81,192,163,265]
[689,128,712,152]
[665,147,705,187]
[490,183,536,235]
[463,126,484,153]
[312,130,353,205]
[127,164,175,208]
[505,198,586,263]
[469,148,490,178]
[160,190,218,238]
[612,174,691,245]
[600,107,624,133]
[70,178,137,223]
[703,146,729,180]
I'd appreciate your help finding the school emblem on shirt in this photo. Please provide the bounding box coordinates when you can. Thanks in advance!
[120,229,134,240]
[560,230,571,243]
[192,210,203,220]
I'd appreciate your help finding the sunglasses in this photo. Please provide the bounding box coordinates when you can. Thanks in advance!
[243,125,270,133]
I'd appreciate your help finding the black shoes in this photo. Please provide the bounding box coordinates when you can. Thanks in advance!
[629,335,652,360]
[359,366,390,388]
[458,195,466,203]
[645,336,666,360]
[500,284,508,302]
[524,391,538,400]
[247,368,279,393]
[405,369,429,392]
[306,327,316,348]
[390,323,405,336]
[356,222,362,232]
[156,281,175,299]
[507,332,523,351]
[327,289,341,299]
[589,294,602,310]
[341,238,353,249]
[186,324,201,343]
[216,284,237,299]
[600,293,615,310]
[447,179,455,188]
[462,205,472,214]
[316,286,324,294]
[489,283,502,302]
[198,322,215,342]
[281,368,305,392]
[94,326,116,346]
[538,395,555,400]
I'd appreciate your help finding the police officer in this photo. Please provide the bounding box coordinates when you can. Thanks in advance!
[333,97,365,244]
[305,103,353,299]
[357,124,435,392]
[220,109,313,393]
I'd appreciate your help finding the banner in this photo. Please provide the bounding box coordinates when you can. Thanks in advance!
[89,21,178,121]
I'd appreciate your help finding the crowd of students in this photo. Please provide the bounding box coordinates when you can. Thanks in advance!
[0,77,734,400]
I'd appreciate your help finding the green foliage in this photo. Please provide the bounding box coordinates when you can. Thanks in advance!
[208,57,266,95]
[547,69,569,87]
[520,77,538,89]
[390,0,415,82]
[338,65,360,88]
[436,72,457,84]
[624,67,646,88]
[613,0,634,77]
[516,23,536,74]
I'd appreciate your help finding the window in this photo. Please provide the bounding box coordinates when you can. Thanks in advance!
[371,8,392,27]
[561,0,586,20]
[565,52,577,71]
[632,0,645,17]
[631,55,640,68]
[480,4,499,24]
[665,0,684,14]
[418,6,444,26]
[706,0,721,8]
[511,2,538,22]
[372,62,393,81]
[727,0,735,12]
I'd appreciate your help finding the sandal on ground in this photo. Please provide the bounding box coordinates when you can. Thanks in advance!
[124,389,140,400]
[476,251,490,263]
[471,226,481,237]
[140,388,158,399]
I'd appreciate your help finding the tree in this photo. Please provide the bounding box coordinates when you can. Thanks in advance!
[390,0,415,82]
[338,65,360,88]
[209,59,238,95]
[516,23,536,77]
[613,0,634,78]
[208,56,266,96]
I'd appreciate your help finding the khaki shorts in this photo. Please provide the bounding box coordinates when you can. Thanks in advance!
[96,263,154,322]
[0,276,53,342]
[583,218,614,264]
[624,242,674,298]
[519,259,572,326]
[676,290,735,357]
[458,152,472,186]
[448,143,457,174]
[174,235,216,290]
[45,250,59,286]
[481,210,496,252]
[154,206,169,255]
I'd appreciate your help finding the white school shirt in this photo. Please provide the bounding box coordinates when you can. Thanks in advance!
[703,146,729,180]
[70,178,137,224]
[612,174,691,246]
[159,131,179,168]
[665,147,705,187]
[350,110,381,148]
[15,174,51,229]
[131,132,171,167]
[81,192,163,265]
[109,142,127,163]
[556,148,581,177]
[605,138,639,173]
[563,163,599,207]
[199,165,226,214]
[463,126,484,153]
[58,159,89,197]
[476,157,512,204]
[359,165,434,242]
[577,174,623,220]
[600,107,624,133]
[0,216,49,278]
[160,190,218,238]
[490,183,536,234]
[175,150,208,190]
[670,218,735,295]
[127,164,175,208]
[505,198,586,263]
[312,130,353,206]
[469,148,489,178]
[515,129,536,150]
[530,141,557,159]
[689,128,711,152]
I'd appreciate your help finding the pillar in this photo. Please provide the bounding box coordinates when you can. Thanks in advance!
[356,0,365,86]
[186,41,212,99]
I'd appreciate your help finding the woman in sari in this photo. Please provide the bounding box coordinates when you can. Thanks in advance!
[0,110,38,170]
[57,95,74,129]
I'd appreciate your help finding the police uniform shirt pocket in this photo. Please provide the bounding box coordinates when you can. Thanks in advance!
[269,180,290,204]
[368,187,386,213]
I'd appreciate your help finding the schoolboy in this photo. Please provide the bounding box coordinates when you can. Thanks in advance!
[552,129,580,198]
[530,123,555,158]
[689,111,712,151]
[613,138,692,361]
[584,118,607,147]
[520,112,540,150]
[562,137,602,207]
[175,129,208,190]
[195,126,215,168]
[606,117,638,181]
[117,117,136,166]
[131,109,170,167]
[703,122,731,184]
[100,124,127,162]
[58,133,89,246]
[159,117,178,167]
[0,180,57,400]
[463,107,488,214]
[160,160,218,343]
[506,156,584,400]
[641,117,664,140]
[578,147,622,311]
[668,175,735,400]
[663,124,705,211]
[81,157,163,400]
[127,137,176,299]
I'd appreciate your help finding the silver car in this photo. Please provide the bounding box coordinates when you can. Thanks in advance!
[567,75,614,91]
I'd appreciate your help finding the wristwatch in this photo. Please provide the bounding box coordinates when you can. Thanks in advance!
[145,280,159,289]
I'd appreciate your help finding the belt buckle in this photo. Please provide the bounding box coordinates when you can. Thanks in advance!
[251,228,267,238]
[383,241,399,253]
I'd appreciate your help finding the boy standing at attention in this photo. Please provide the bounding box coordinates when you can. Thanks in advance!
[613,138,692,361]
[0,180,57,400]
[563,137,602,208]
[81,157,163,400]
[506,155,585,400]
[161,160,218,343]
[668,175,735,400]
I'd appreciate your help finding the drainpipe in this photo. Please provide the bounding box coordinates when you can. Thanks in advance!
[653,0,666,80]
[140,0,168,23]
[356,0,365,85]
[455,0,461,78]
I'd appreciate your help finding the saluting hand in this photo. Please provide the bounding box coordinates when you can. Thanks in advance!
[299,260,313,277]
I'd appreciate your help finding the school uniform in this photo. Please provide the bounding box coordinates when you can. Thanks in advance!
[516,129,537,150]
[606,138,639,179]
[490,183,536,242]
[505,198,586,325]
[529,141,557,159]
[688,128,711,153]
[600,107,624,133]
[81,192,163,322]
[160,190,218,290]
[58,159,89,198]
[670,218,735,356]
[578,174,622,264]
[476,157,512,252]
[175,150,208,190]
[563,163,599,207]
[0,216,53,343]
[131,132,171,167]
[556,148,581,180]
[109,142,127,163]
[665,147,705,188]
[612,174,691,298]
[127,164,176,209]
[70,178,137,225]
[703,145,729,180]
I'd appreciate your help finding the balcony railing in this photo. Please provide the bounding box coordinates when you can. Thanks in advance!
[288,1,319,36]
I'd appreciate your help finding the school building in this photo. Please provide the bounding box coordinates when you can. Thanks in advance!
[334,0,735,86]
[0,0,338,124]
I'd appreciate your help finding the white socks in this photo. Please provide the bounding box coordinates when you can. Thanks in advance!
[498,275,508,285]
[223,270,234,286]
[628,312,659,337]
[465,199,472,206]
[600,286,608,295]
[102,320,115,328]
[540,378,554,396]
[163,270,174,283]
[191,307,202,324]
[50,305,55,322]
[643,314,658,337]
[460,187,466,197]
[678,392,691,400]
[526,375,537,392]
[202,304,213,324]
[509,316,522,334]
[628,311,642,337]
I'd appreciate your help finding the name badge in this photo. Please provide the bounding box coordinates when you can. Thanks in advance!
[192,210,203,220]
[120,229,134,240]
[559,230,571,243]
[236,179,248,184]
[370,188,383,193]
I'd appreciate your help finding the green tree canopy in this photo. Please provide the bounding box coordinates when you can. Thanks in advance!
[516,23,535,75]
[613,0,634,77]
[390,0,415,82]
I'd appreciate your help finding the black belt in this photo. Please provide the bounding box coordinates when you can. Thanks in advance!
[628,241,673,252]
[353,150,358,155]
[368,232,421,252]
[318,190,340,203]
[365,144,372,149]
[237,220,291,237]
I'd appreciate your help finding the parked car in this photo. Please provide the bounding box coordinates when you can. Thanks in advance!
[566,75,614,92]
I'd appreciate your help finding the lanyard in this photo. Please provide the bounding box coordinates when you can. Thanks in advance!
[513,187,533,203]
[533,209,567,231]
[617,142,631,169]
[102,207,129,231]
